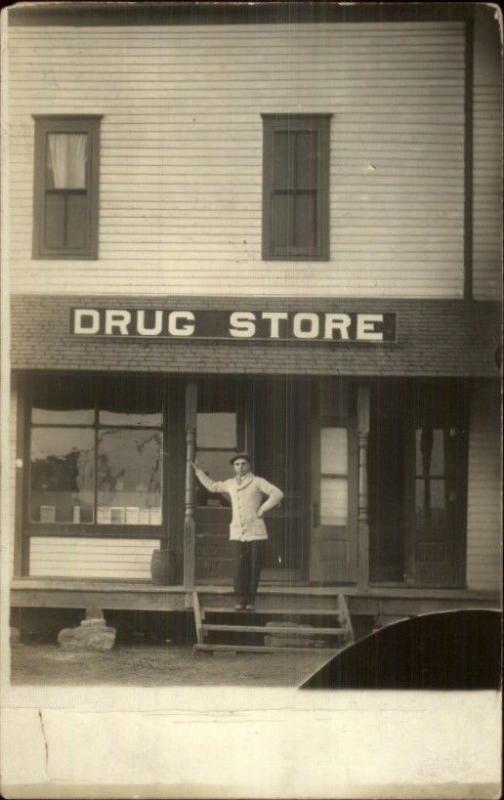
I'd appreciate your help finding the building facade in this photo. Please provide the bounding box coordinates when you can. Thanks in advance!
[5,3,502,625]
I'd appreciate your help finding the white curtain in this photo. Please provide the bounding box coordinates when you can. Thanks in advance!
[47,133,87,189]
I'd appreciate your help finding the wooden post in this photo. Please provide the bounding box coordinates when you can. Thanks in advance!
[357,384,370,589]
[183,380,197,595]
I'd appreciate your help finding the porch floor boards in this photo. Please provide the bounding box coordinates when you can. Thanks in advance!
[10,577,498,600]
[10,577,500,617]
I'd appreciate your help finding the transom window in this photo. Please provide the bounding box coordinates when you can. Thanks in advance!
[28,375,163,532]
[32,116,101,259]
[262,114,331,260]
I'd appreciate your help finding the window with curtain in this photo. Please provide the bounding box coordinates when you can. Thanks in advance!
[32,116,101,259]
[262,114,331,260]
[28,375,163,533]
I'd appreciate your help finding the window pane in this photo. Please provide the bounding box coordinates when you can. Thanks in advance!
[47,133,87,189]
[415,478,446,527]
[321,428,348,474]
[66,193,88,249]
[272,193,292,252]
[99,378,163,427]
[415,428,445,476]
[196,413,236,449]
[32,379,94,425]
[294,192,316,251]
[273,131,291,190]
[295,131,317,190]
[97,429,162,525]
[321,477,348,525]
[44,193,65,249]
[30,428,94,523]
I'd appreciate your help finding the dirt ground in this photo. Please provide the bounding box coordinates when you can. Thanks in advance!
[10,643,333,687]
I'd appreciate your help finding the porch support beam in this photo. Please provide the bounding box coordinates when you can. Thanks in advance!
[357,384,371,589]
[183,379,198,595]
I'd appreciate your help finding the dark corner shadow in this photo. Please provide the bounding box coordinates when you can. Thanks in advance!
[299,609,502,690]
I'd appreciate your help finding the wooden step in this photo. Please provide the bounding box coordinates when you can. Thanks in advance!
[203,623,345,636]
[203,606,341,617]
[194,643,338,654]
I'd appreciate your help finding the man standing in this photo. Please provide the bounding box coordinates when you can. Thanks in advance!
[191,454,283,610]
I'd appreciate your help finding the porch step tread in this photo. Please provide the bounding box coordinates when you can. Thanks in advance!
[202,623,345,635]
[194,643,338,654]
[203,606,341,616]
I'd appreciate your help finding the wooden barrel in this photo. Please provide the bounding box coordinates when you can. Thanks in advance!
[150,548,176,585]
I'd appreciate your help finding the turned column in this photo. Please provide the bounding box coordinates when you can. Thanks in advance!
[183,380,197,593]
[357,384,370,589]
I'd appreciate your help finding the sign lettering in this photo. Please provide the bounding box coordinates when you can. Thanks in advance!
[71,308,397,343]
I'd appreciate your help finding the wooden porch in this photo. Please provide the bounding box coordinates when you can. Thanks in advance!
[10,577,500,619]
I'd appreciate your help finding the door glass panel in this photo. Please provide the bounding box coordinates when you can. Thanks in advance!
[196,451,234,484]
[415,478,446,527]
[321,477,348,525]
[415,428,445,475]
[97,429,162,525]
[30,428,95,523]
[321,427,348,473]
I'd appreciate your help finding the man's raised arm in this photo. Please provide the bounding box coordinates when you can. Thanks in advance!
[191,461,227,495]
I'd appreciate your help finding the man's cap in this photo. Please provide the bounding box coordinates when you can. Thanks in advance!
[230,452,251,465]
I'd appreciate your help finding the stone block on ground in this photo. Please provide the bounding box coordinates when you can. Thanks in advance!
[58,619,116,651]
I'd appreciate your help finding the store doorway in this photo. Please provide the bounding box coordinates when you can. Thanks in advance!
[251,378,311,582]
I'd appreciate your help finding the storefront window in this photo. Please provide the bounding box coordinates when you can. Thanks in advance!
[28,376,163,530]
[30,428,95,523]
[97,429,162,525]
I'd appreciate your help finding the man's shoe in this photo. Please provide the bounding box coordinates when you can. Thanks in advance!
[234,603,245,611]
[245,603,255,611]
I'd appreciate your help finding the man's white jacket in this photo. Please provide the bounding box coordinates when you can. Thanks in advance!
[194,470,283,542]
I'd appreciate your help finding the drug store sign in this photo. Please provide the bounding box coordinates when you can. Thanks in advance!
[71,308,397,343]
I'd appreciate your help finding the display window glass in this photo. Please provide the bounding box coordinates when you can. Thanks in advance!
[28,375,164,532]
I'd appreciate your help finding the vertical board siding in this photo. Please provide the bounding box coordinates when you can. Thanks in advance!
[7,22,466,297]
[29,537,160,579]
[472,9,503,301]
[466,383,501,591]
[8,386,17,579]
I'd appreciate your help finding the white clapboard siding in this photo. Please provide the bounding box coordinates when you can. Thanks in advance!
[466,383,501,591]
[6,21,468,298]
[472,9,503,301]
[29,537,160,579]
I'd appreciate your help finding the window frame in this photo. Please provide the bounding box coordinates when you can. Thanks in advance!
[32,115,102,260]
[25,374,165,538]
[262,113,331,261]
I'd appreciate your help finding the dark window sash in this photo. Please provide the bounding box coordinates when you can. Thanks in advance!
[262,114,331,261]
[32,115,101,259]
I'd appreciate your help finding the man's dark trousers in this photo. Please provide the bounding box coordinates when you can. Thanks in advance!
[233,540,264,606]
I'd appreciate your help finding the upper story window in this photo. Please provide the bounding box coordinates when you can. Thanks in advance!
[262,114,331,261]
[32,115,101,259]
